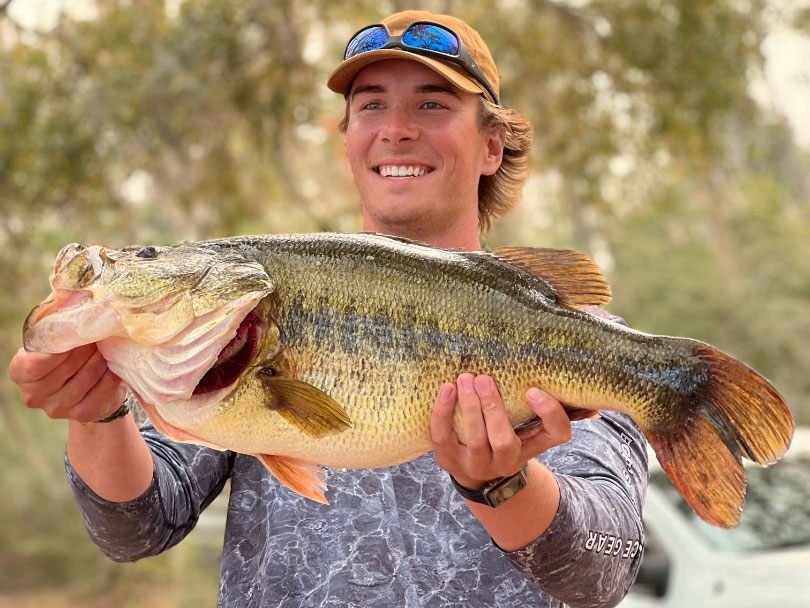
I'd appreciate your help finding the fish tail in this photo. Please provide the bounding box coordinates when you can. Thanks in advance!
[646,342,794,528]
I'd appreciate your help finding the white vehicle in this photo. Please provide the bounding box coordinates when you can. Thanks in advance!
[621,427,810,607]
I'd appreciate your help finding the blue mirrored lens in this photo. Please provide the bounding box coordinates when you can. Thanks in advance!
[345,26,389,59]
[402,24,459,56]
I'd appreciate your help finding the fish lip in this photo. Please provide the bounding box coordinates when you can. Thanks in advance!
[23,290,95,352]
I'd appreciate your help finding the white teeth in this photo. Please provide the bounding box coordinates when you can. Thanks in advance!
[378,165,429,177]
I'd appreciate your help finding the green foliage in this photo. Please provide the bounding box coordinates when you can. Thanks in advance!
[0,0,808,604]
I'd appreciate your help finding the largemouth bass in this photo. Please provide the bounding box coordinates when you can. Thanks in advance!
[22,233,794,528]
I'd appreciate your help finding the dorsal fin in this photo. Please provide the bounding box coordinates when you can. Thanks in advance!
[489,247,612,307]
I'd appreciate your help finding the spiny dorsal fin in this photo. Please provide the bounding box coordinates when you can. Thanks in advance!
[258,371,352,437]
[490,247,612,308]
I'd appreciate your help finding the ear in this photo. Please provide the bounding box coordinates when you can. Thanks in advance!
[481,126,505,176]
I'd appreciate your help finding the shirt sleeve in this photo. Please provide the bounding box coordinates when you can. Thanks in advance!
[505,411,648,608]
[65,422,235,563]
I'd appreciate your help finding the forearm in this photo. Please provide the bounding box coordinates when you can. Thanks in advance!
[463,459,560,551]
[66,450,167,562]
[66,412,154,503]
[66,418,235,563]
[506,473,644,608]
[502,412,648,607]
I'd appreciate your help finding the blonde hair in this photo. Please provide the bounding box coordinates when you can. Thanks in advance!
[338,97,533,231]
[476,99,533,230]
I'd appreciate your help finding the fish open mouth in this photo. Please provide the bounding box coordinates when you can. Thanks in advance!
[193,311,260,395]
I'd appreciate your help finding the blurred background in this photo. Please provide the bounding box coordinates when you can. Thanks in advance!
[0,0,808,606]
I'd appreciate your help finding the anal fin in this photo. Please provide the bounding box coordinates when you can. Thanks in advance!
[255,454,329,504]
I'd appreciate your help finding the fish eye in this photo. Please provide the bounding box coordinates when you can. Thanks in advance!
[136,246,157,259]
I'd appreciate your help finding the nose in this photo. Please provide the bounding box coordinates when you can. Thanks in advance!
[51,244,104,291]
[379,105,418,144]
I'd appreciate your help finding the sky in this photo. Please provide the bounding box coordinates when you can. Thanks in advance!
[754,23,810,148]
[7,0,810,149]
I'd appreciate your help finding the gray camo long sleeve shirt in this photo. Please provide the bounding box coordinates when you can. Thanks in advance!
[65,409,647,608]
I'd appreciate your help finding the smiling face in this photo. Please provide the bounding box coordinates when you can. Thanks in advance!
[345,59,503,249]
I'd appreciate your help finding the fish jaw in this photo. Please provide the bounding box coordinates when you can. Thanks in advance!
[23,241,275,405]
[98,295,268,404]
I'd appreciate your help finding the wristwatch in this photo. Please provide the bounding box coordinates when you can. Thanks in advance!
[449,463,529,507]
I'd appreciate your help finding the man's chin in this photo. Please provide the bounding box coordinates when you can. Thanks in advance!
[364,204,438,235]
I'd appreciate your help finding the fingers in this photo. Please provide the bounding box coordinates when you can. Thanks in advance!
[433,374,524,484]
[430,382,464,475]
[474,375,521,475]
[519,388,573,460]
[457,373,487,448]
[39,349,110,417]
[10,347,73,385]
[430,383,458,446]
[14,345,97,407]
[431,375,577,487]
[13,343,126,423]
[69,369,127,423]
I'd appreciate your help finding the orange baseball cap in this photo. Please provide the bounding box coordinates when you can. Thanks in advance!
[327,10,501,104]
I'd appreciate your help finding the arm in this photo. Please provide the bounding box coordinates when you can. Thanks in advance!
[431,378,571,549]
[431,378,646,608]
[509,412,646,608]
[9,346,233,562]
[66,414,235,563]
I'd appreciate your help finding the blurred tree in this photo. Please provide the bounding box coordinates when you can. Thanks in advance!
[0,0,808,603]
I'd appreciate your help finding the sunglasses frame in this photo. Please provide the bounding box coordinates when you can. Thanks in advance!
[342,21,500,105]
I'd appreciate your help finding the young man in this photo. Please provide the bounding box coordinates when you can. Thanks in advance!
[9,10,647,607]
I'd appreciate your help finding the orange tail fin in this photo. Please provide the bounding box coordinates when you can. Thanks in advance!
[647,342,793,528]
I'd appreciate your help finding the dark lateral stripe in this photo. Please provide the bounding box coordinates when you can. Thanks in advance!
[280,294,518,364]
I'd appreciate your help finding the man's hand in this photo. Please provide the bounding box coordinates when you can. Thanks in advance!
[9,345,127,423]
[430,373,572,490]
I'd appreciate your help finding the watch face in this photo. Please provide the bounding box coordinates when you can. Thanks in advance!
[486,471,528,506]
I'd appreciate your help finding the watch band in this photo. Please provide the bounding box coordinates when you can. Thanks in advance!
[95,401,130,423]
[449,463,529,507]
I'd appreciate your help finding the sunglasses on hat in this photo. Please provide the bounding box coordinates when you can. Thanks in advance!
[342,21,500,105]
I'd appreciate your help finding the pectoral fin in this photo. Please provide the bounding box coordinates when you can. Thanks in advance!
[258,370,352,437]
[255,454,329,504]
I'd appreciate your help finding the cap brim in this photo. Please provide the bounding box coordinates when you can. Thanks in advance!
[327,49,486,99]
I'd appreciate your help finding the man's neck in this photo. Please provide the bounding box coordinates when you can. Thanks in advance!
[362,215,482,252]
